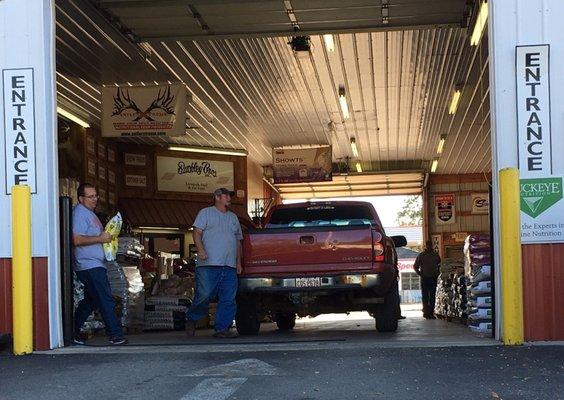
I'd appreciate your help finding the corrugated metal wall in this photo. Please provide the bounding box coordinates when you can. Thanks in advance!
[428,174,491,236]
[522,245,564,341]
[0,258,51,350]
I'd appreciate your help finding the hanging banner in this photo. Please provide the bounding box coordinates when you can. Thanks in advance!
[434,194,456,225]
[516,45,564,243]
[102,84,186,137]
[156,155,234,194]
[272,146,332,184]
[471,192,489,214]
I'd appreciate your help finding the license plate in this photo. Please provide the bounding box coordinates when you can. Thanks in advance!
[295,277,321,287]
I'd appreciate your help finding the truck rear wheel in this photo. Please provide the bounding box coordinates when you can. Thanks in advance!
[275,312,296,331]
[236,297,260,335]
[374,281,400,333]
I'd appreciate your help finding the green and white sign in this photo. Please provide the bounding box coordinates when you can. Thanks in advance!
[520,177,564,243]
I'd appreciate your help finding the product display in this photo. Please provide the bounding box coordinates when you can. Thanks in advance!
[434,259,467,319]
[464,234,493,337]
[144,296,192,331]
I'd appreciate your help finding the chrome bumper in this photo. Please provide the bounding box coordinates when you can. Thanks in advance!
[239,273,382,292]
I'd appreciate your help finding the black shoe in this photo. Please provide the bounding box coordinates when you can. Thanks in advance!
[73,336,85,345]
[186,319,196,337]
[213,329,239,338]
[398,315,407,320]
[109,336,128,345]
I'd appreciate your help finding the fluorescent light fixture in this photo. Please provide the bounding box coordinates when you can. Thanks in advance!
[355,162,363,173]
[448,89,462,115]
[168,145,248,157]
[350,137,359,157]
[430,158,439,173]
[323,34,335,52]
[437,135,446,154]
[137,226,180,231]
[338,85,349,119]
[470,1,488,46]
[57,107,90,128]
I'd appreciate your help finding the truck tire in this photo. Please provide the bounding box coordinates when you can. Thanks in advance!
[236,297,261,335]
[275,312,296,331]
[375,281,400,333]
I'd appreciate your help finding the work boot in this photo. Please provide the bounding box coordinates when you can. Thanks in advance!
[185,319,196,336]
[213,329,239,338]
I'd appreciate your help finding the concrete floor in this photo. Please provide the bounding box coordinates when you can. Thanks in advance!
[48,304,495,354]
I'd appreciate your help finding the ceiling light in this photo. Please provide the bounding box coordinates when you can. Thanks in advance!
[470,1,488,46]
[168,145,248,157]
[355,162,363,173]
[338,85,350,119]
[448,89,462,115]
[350,137,359,157]
[137,226,180,231]
[437,135,447,154]
[57,107,90,128]
[323,34,335,52]
[431,158,439,173]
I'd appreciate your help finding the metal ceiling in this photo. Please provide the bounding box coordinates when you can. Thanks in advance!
[54,0,490,179]
[94,0,470,40]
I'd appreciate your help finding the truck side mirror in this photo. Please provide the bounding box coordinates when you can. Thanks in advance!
[391,235,407,248]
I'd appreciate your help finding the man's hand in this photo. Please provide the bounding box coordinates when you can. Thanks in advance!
[198,249,208,260]
[236,262,242,275]
[99,232,112,243]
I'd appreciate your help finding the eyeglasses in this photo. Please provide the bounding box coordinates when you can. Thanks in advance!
[80,194,99,200]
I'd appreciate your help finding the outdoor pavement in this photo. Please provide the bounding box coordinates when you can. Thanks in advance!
[1,305,563,399]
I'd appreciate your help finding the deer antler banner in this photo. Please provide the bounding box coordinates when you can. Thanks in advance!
[102,84,186,137]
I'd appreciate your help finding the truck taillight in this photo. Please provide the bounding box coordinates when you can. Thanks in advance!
[373,231,385,262]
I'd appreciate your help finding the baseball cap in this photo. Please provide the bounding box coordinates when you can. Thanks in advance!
[213,187,235,197]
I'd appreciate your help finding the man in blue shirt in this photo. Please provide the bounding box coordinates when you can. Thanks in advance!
[185,188,243,338]
[72,183,127,345]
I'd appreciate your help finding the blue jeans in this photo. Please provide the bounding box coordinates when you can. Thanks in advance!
[75,267,124,338]
[186,266,238,332]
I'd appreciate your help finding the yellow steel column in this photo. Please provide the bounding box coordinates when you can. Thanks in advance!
[499,168,524,345]
[12,185,33,355]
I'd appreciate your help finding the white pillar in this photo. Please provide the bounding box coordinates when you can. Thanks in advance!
[0,0,61,348]
[489,0,564,339]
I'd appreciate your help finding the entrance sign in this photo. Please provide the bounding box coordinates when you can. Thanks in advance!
[2,68,37,194]
[102,84,186,137]
[516,45,552,175]
[156,155,234,194]
[272,146,332,184]
[434,194,456,225]
[516,45,564,243]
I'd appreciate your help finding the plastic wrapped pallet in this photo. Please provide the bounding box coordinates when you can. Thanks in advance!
[144,296,191,331]
[470,280,492,296]
[468,307,493,323]
[469,322,493,337]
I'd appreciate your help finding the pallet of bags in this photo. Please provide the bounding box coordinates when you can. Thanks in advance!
[143,296,192,331]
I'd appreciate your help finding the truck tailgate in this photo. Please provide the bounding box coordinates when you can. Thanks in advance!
[242,225,375,276]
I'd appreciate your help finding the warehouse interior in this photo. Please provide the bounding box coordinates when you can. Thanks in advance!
[48,0,495,346]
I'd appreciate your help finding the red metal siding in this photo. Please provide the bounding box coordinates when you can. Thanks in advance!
[522,244,564,341]
[0,258,50,350]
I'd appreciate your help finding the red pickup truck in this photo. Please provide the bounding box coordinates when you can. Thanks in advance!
[236,201,407,335]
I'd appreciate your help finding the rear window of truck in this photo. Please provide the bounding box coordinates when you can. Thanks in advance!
[266,205,377,228]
